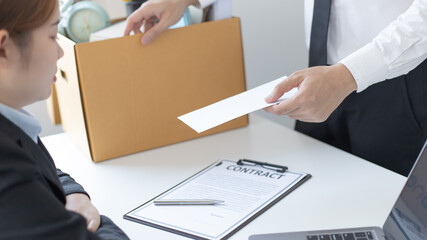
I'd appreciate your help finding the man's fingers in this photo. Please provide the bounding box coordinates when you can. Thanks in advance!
[124,16,146,36]
[271,97,300,116]
[124,21,136,36]
[265,75,302,103]
[123,17,134,36]
[124,5,156,36]
[141,19,170,45]
[124,11,145,36]
[143,18,156,32]
[263,105,276,114]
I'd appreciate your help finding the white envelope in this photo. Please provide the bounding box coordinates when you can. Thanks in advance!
[178,75,297,133]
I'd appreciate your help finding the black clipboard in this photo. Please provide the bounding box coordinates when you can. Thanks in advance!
[124,158,311,240]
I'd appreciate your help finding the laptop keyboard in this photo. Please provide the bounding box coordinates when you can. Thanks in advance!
[307,231,374,240]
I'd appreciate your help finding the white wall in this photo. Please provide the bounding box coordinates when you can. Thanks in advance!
[232,0,307,128]
[33,0,307,137]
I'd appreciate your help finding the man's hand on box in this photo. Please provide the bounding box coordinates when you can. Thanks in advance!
[124,0,199,45]
[65,193,101,232]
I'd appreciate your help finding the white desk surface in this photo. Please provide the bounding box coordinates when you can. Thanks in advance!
[42,114,406,240]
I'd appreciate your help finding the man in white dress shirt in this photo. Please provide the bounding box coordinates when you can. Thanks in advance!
[125,0,427,176]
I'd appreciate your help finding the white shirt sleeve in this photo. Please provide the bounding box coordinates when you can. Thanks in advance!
[340,0,427,92]
[196,0,218,9]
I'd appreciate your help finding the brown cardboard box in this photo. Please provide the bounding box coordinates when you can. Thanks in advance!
[54,18,248,162]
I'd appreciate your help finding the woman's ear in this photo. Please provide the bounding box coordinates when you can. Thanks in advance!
[0,30,10,63]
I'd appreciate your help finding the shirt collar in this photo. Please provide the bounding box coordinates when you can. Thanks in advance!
[0,103,41,143]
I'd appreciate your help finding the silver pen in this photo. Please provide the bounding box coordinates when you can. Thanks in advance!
[153,199,224,206]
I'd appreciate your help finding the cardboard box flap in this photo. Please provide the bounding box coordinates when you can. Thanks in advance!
[55,35,91,158]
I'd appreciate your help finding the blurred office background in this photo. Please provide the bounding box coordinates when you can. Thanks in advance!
[28,0,307,137]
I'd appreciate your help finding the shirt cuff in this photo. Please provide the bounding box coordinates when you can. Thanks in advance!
[196,0,217,9]
[339,43,389,92]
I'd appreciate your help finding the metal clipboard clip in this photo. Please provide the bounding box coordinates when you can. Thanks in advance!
[236,159,288,173]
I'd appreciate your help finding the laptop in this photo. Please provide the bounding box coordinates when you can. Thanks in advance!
[249,140,427,240]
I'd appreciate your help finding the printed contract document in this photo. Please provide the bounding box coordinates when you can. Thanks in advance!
[124,159,311,240]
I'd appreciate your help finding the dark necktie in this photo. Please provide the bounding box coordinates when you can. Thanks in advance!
[309,0,332,67]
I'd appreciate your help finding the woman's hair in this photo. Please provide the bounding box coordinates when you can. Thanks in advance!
[0,0,58,48]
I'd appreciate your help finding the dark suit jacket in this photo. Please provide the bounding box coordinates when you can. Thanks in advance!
[0,114,129,240]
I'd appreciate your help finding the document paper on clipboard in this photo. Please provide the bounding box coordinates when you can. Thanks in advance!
[124,159,311,240]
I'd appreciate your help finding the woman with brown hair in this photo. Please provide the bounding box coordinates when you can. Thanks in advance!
[0,1,129,239]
